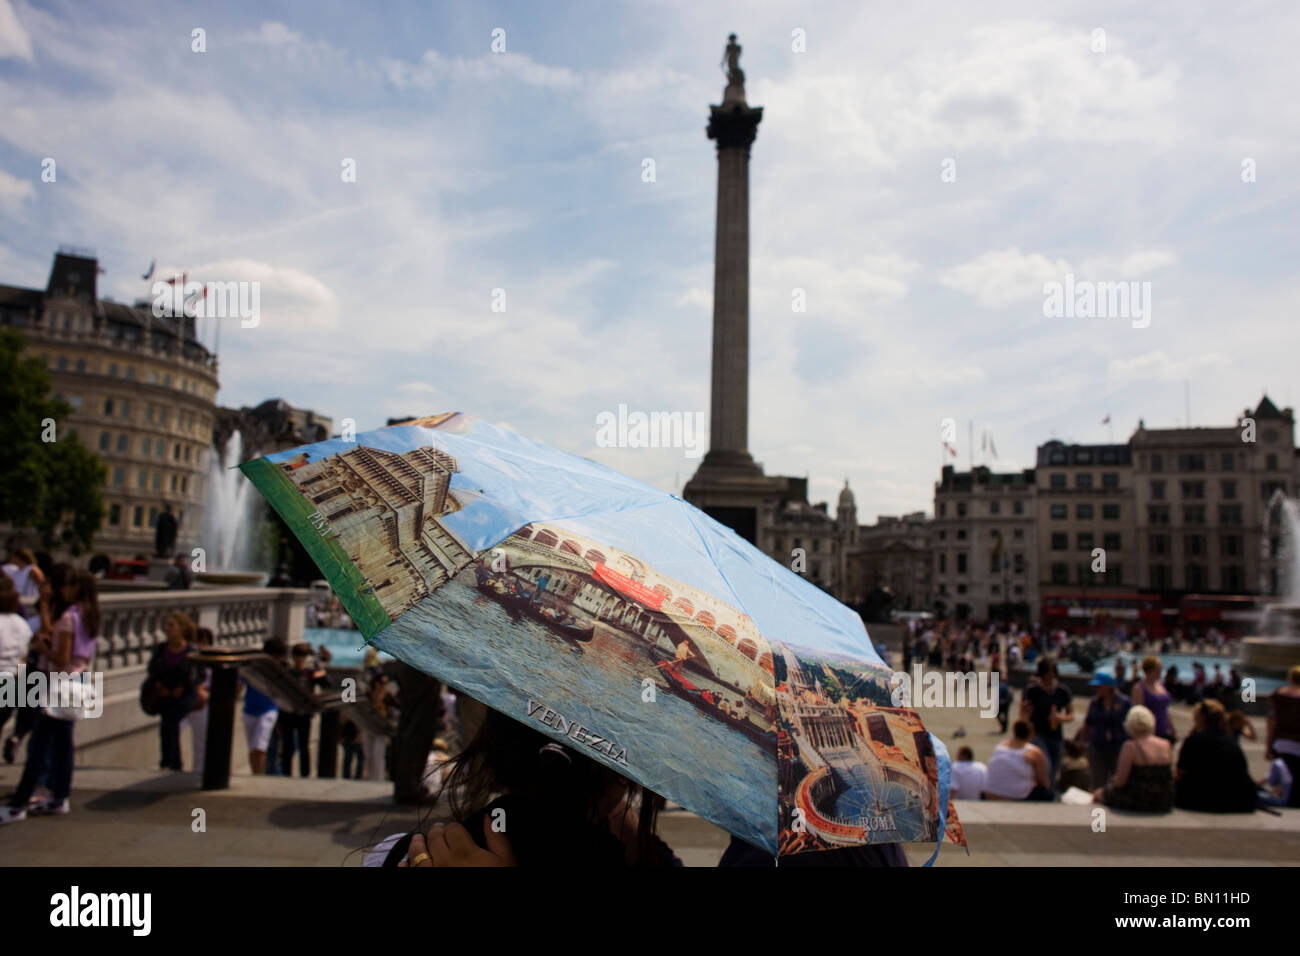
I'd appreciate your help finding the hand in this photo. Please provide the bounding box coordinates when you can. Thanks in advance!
[403,817,517,867]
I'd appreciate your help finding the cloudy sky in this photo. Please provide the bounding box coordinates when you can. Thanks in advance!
[2,0,1297,522]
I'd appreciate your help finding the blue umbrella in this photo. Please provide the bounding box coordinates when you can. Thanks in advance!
[242,412,962,861]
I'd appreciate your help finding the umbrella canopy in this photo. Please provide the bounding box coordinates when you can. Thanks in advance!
[242,412,964,860]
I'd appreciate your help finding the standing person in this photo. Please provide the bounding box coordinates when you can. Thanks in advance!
[2,548,45,622]
[1093,705,1173,812]
[163,553,192,590]
[1019,658,1073,784]
[240,637,286,775]
[281,643,330,778]
[1174,700,1257,813]
[1080,673,1130,789]
[146,613,201,771]
[188,628,214,775]
[1131,655,1176,743]
[0,570,100,824]
[0,580,33,745]
[340,715,363,779]
[362,673,394,782]
[3,564,69,766]
[983,721,1053,801]
[154,503,178,559]
[1265,665,1300,808]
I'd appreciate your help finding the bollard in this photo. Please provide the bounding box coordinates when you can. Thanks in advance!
[317,709,339,778]
[203,665,238,790]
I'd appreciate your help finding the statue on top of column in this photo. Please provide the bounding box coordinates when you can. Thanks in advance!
[721,33,744,88]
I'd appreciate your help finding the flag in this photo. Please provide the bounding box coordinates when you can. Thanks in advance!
[989,435,998,458]
[943,441,958,458]
[981,430,988,452]
[142,259,155,281]
[1102,414,1111,425]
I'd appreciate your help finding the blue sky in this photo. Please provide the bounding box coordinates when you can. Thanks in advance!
[2,0,1298,521]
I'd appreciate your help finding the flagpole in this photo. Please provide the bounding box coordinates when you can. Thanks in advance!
[968,420,973,471]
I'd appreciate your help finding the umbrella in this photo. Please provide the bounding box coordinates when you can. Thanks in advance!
[242,412,964,861]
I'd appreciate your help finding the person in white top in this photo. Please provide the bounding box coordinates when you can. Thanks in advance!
[984,720,1053,800]
[949,746,988,800]
[0,581,34,743]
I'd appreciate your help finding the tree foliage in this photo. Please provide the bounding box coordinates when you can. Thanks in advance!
[0,329,107,554]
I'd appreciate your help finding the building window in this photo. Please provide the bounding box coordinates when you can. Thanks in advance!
[137,471,147,489]
[956,529,967,540]
[938,554,946,574]
[1181,481,1205,499]
[1013,528,1024,539]
[1050,474,1066,489]
[1187,535,1204,557]
[98,432,111,451]
[1221,480,1236,499]
[57,356,68,370]
[146,406,155,423]
[1150,534,1168,556]
[1077,532,1094,551]
[1178,453,1206,471]
[1221,452,1234,471]
[103,397,114,416]
[1077,504,1094,520]
[1151,453,1163,472]
[957,503,967,517]
[990,500,1000,515]
[116,433,127,452]
[1109,564,1123,584]
[1151,480,1165,500]
[133,506,144,527]
[142,437,151,456]
[1013,501,1023,515]
[1186,564,1206,589]
[1223,566,1244,590]
[1219,505,1243,525]
[109,362,118,377]
[1103,504,1120,520]
[1051,563,1070,584]
[1148,506,1170,525]
[108,504,121,526]
[1102,472,1119,489]
[1076,473,1093,489]
[1103,533,1121,551]
[173,443,181,460]
[1051,533,1068,551]
[152,473,162,490]
[1183,506,1206,525]
[1014,553,1025,573]
[1267,453,1279,471]
[125,365,135,380]
[956,553,967,574]
[75,358,85,372]
[1050,504,1067,520]
[112,467,124,486]
[1221,535,1241,557]
[148,506,158,528]
[938,530,946,541]
[938,503,946,517]
[1151,565,1172,589]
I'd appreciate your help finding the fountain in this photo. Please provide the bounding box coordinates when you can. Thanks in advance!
[197,429,269,587]
[1237,491,1300,677]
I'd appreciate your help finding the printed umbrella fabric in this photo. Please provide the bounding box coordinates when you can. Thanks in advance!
[241,412,965,862]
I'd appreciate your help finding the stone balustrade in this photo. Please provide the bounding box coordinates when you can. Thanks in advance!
[75,587,310,766]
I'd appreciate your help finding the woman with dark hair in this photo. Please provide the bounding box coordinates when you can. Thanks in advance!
[147,612,202,771]
[1174,699,1257,813]
[0,569,100,823]
[387,707,679,868]
[3,564,70,765]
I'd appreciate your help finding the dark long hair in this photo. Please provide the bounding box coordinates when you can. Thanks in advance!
[67,569,101,637]
[433,707,666,866]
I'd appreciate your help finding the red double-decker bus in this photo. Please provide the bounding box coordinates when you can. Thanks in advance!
[1179,594,1262,641]
[1040,592,1166,637]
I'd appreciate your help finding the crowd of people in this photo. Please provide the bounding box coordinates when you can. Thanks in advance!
[947,650,1300,813]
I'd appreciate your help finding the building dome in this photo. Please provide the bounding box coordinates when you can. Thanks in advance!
[838,480,855,508]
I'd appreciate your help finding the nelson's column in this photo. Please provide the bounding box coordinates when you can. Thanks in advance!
[683,34,784,544]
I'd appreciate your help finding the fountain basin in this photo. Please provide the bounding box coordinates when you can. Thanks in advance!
[195,571,269,588]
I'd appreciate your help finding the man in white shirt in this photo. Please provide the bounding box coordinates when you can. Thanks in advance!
[949,745,988,800]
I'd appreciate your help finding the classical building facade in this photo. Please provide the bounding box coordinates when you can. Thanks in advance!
[1035,441,1136,594]
[849,511,933,612]
[0,250,219,556]
[1131,397,1295,596]
[932,465,1038,620]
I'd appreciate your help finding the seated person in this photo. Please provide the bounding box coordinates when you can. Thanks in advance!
[983,721,1053,801]
[1094,705,1173,812]
[1257,758,1294,809]
[1056,739,1092,793]
[1174,700,1257,813]
[949,746,987,800]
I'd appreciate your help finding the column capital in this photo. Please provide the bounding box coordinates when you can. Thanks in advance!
[708,102,763,154]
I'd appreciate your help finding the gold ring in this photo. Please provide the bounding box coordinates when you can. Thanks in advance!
[409,852,431,866]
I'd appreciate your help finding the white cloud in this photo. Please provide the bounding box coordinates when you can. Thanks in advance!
[0,0,32,62]
[0,166,34,211]
[939,247,1070,308]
